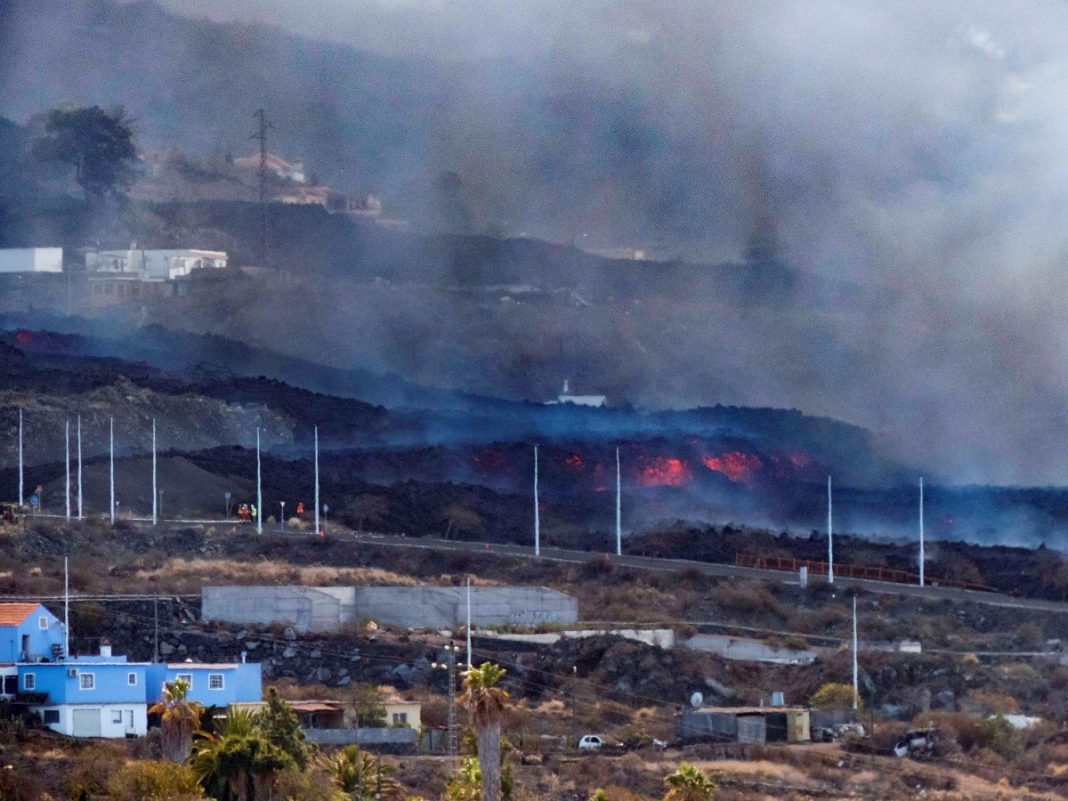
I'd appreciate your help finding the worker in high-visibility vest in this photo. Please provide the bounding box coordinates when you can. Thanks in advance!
[296,502,305,516]
[250,504,257,523]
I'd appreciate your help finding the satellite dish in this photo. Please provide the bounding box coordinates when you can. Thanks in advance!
[689,691,704,708]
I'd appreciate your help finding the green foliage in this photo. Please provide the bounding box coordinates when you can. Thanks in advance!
[349,684,388,728]
[590,790,609,801]
[31,105,138,200]
[62,743,127,800]
[322,745,398,801]
[460,663,508,727]
[258,688,311,770]
[272,767,347,801]
[106,760,205,801]
[809,682,860,711]
[191,707,294,801]
[662,762,716,801]
[444,758,481,801]
[975,715,1024,761]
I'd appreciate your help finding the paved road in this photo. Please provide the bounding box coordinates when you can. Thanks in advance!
[347,531,1068,614]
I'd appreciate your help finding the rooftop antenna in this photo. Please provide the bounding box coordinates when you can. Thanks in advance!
[919,476,925,588]
[827,474,834,584]
[64,556,70,658]
[151,418,157,526]
[466,576,472,669]
[256,427,263,535]
[313,426,320,536]
[17,409,23,509]
[76,416,83,520]
[533,445,540,556]
[615,446,622,556]
[851,594,859,711]
[65,419,71,521]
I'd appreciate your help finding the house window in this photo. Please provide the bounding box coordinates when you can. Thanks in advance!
[23,673,35,691]
[38,616,48,630]
[176,674,192,688]
[79,673,95,690]
[128,673,137,686]
[392,712,407,725]
[43,710,59,724]
[208,674,224,690]
[112,710,123,724]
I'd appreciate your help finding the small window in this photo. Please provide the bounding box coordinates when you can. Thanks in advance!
[79,673,95,690]
[392,712,407,724]
[43,709,59,724]
[38,616,48,630]
[23,673,35,691]
[208,674,224,690]
[176,674,192,688]
[112,710,123,724]
[128,673,137,686]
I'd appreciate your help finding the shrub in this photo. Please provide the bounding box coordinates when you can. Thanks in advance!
[809,683,859,710]
[106,761,205,801]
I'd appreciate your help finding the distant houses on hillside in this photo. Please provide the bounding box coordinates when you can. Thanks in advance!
[0,602,261,739]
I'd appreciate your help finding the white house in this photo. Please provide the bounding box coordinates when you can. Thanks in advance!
[86,248,228,281]
[546,379,607,408]
[0,248,63,273]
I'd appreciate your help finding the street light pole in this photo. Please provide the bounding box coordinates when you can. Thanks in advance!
[279,501,286,531]
[432,643,460,757]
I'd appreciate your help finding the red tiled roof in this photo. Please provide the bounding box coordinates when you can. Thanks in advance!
[0,604,40,626]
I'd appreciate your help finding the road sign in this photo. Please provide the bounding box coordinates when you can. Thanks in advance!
[29,494,39,509]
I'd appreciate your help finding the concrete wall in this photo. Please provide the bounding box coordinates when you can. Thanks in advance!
[202,585,576,632]
[682,634,817,665]
[303,727,418,753]
[353,587,577,629]
[0,248,62,273]
[202,586,355,632]
[476,628,674,648]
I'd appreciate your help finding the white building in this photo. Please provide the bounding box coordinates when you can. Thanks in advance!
[0,248,63,273]
[547,379,607,408]
[86,248,228,281]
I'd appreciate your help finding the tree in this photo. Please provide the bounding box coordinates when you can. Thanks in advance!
[443,504,484,540]
[348,683,388,728]
[662,763,716,801]
[191,707,293,801]
[324,744,399,801]
[257,687,311,770]
[809,682,861,711]
[150,679,205,763]
[31,105,138,201]
[460,663,508,801]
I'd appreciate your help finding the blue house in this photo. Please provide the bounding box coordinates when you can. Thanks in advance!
[0,602,263,739]
[146,662,262,708]
[0,603,65,662]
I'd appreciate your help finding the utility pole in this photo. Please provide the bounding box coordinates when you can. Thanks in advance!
[466,577,472,669]
[615,446,622,556]
[433,643,461,757]
[256,427,263,535]
[17,409,23,509]
[314,426,320,536]
[65,419,71,521]
[109,417,115,524]
[152,418,157,526]
[918,476,925,588]
[153,593,160,663]
[64,556,70,657]
[533,445,540,556]
[851,595,859,711]
[251,109,273,267]
[827,475,834,585]
[76,416,83,520]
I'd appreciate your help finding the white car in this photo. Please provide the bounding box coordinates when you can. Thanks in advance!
[578,735,604,751]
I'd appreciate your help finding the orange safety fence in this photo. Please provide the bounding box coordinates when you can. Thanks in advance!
[734,552,995,592]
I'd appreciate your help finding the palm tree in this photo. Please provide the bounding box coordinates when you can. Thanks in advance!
[662,762,716,801]
[191,707,293,801]
[149,678,204,762]
[324,744,398,801]
[459,663,509,801]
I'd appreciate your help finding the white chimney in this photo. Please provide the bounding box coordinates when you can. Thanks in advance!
[100,643,112,658]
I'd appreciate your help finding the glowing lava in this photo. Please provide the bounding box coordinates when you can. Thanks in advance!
[564,453,585,470]
[701,452,763,482]
[636,457,691,486]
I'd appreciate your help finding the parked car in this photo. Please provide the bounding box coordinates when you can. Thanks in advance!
[578,734,604,751]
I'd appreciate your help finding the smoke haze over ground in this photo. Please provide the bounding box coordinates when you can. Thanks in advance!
[5,1,1068,484]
